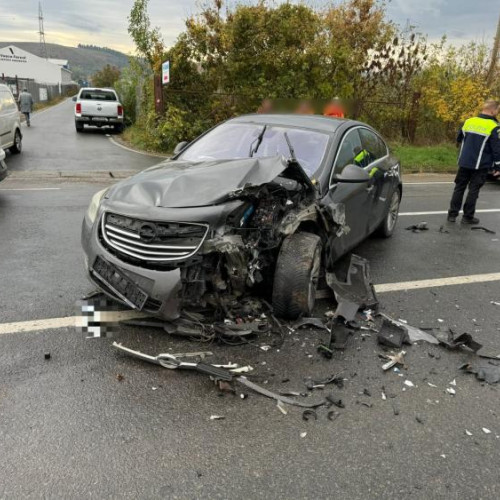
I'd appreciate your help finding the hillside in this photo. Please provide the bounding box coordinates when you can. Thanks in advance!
[0,42,130,81]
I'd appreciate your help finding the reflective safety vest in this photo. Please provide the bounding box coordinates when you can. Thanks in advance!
[457,114,500,170]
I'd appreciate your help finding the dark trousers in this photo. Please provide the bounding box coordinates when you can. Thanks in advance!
[22,112,30,124]
[448,167,488,218]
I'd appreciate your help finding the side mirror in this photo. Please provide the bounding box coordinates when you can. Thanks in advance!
[0,148,5,162]
[173,141,189,155]
[331,164,370,183]
[72,96,77,102]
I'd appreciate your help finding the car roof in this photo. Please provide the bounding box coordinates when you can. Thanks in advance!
[230,113,360,134]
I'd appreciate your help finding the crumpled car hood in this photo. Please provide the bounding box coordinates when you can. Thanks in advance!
[106,156,315,208]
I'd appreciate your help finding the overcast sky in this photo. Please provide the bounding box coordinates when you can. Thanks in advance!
[0,0,498,53]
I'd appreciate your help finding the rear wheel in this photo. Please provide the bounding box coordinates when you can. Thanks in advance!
[376,189,400,238]
[75,122,84,133]
[272,232,322,319]
[113,124,124,133]
[9,129,22,154]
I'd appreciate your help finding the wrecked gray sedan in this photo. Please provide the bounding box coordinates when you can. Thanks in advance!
[81,114,402,319]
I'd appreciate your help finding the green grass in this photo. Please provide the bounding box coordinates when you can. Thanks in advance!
[390,143,458,174]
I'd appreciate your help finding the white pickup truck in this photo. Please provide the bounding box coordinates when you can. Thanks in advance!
[73,88,124,133]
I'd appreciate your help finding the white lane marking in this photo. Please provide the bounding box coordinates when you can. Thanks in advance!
[107,135,167,158]
[0,310,147,336]
[2,272,500,335]
[375,272,500,293]
[0,187,61,191]
[400,208,500,216]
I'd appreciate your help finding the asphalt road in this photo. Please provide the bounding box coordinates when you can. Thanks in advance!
[1,103,499,499]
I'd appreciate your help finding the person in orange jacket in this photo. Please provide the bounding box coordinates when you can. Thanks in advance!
[323,97,345,119]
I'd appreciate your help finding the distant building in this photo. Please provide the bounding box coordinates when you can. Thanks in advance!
[0,45,73,85]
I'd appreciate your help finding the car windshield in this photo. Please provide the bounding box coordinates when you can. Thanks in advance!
[80,90,116,101]
[178,122,330,176]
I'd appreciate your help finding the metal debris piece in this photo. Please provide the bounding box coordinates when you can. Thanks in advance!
[416,416,425,424]
[210,415,225,420]
[449,379,457,386]
[277,401,288,415]
[381,350,406,371]
[446,387,456,395]
[427,382,437,388]
[405,222,428,232]
[491,301,500,306]
[465,430,473,436]
[326,254,378,309]
[482,428,492,434]
[236,377,325,408]
[471,226,496,234]
[300,432,307,438]
[460,361,500,384]
[292,317,329,331]
[302,409,318,421]
[380,314,438,344]
[404,380,415,388]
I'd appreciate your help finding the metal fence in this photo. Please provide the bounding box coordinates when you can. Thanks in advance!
[0,75,78,103]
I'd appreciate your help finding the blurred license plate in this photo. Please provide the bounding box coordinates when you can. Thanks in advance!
[92,257,148,310]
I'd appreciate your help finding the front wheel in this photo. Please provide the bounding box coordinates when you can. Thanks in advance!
[376,189,401,238]
[9,129,22,154]
[272,232,322,319]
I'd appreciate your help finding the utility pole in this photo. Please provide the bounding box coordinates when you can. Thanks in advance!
[486,13,500,88]
[38,1,48,59]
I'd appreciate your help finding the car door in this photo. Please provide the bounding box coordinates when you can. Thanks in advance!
[357,128,396,232]
[322,127,374,261]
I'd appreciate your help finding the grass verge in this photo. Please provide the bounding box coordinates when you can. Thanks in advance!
[391,143,458,174]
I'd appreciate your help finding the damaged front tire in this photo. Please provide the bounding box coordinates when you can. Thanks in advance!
[272,232,322,319]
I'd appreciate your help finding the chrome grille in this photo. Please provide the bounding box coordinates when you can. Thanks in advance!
[101,212,209,262]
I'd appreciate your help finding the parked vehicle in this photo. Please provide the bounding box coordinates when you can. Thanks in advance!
[0,83,22,154]
[0,148,8,182]
[73,88,124,133]
[82,114,402,319]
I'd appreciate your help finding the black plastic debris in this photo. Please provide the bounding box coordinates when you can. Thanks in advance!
[44,352,51,360]
[325,393,345,408]
[377,318,410,348]
[438,225,450,234]
[405,222,428,232]
[471,226,496,235]
[460,361,500,384]
[434,328,482,352]
[333,294,359,323]
[302,409,318,421]
[326,254,378,309]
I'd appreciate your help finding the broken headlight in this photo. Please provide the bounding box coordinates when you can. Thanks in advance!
[86,188,108,224]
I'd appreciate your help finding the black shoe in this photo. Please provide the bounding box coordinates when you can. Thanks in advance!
[447,215,456,222]
[462,216,479,224]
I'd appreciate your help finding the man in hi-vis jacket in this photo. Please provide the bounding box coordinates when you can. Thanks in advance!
[448,100,500,224]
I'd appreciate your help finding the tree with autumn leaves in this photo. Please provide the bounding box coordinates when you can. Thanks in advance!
[125,0,499,150]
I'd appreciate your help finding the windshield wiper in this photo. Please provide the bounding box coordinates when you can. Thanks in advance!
[283,131,297,162]
[249,125,267,157]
